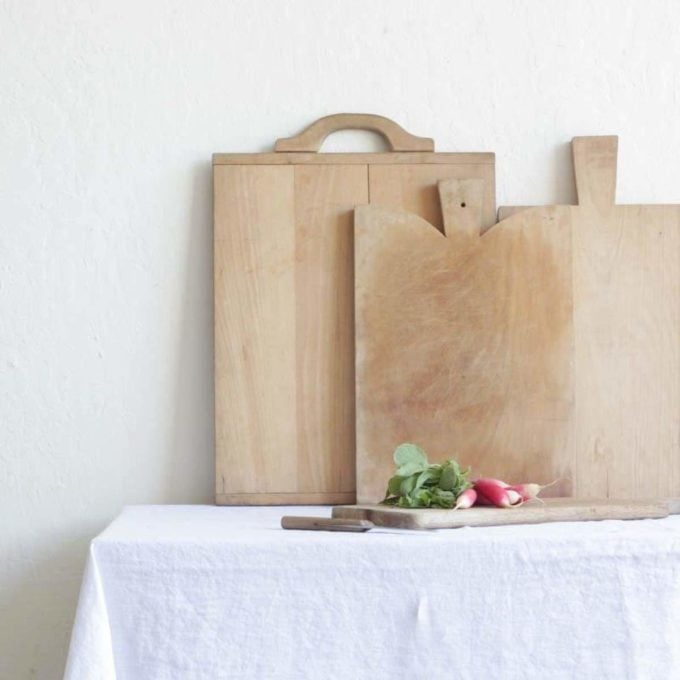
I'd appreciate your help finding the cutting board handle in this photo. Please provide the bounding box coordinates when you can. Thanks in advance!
[572,136,618,210]
[274,113,435,153]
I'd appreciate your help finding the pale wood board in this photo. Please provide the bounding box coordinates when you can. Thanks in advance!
[218,492,356,506]
[213,152,494,166]
[214,114,496,504]
[215,166,298,495]
[355,136,680,504]
[293,165,366,497]
[332,498,671,530]
[369,165,496,234]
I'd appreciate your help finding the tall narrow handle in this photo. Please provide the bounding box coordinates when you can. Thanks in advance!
[274,113,434,153]
[572,136,618,210]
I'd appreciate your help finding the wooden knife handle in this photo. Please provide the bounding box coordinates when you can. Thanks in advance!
[274,113,434,153]
[281,516,374,532]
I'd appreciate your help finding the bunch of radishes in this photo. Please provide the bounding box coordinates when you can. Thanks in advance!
[382,443,555,511]
[455,478,548,509]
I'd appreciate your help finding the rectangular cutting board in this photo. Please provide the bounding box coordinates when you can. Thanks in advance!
[213,114,496,505]
[332,498,673,530]
[355,135,680,504]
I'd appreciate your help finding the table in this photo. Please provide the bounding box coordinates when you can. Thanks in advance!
[65,506,680,680]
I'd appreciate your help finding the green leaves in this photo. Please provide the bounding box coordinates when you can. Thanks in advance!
[394,443,427,467]
[440,460,465,492]
[387,475,405,496]
[382,444,471,509]
[393,443,428,477]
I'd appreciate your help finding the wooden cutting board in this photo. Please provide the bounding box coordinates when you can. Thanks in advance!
[355,136,680,504]
[332,498,673,530]
[213,114,496,505]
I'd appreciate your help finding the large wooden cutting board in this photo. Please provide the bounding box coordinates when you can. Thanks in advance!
[355,136,680,504]
[213,114,496,504]
[332,498,673,530]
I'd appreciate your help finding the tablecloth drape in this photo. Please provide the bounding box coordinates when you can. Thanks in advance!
[65,505,680,680]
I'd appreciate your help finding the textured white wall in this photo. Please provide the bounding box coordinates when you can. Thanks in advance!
[1,0,679,676]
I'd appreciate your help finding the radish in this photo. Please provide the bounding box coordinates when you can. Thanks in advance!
[473,479,515,508]
[478,477,510,488]
[506,489,522,505]
[507,479,561,501]
[481,477,511,489]
[473,476,561,507]
[472,477,510,506]
[454,488,477,509]
[507,483,542,501]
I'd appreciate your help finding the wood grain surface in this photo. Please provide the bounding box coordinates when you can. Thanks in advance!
[355,136,680,504]
[213,115,496,504]
[332,498,671,530]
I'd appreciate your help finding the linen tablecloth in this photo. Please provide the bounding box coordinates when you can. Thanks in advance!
[65,505,680,680]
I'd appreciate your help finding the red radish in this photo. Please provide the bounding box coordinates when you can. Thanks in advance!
[506,489,522,505]
[454,488,477,509]
[507,483,542,501]
[475,477,510,488]
[473,479,514,508]
[473,477,561,506]
[508,479,561,501]
[472,478,511,506]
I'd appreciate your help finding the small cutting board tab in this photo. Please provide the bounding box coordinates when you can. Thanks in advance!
[332,498,670,530]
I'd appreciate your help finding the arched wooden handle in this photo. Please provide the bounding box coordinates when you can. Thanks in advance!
[274,113,434,152]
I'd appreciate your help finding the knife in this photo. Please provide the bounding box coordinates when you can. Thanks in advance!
[281,516,374,532]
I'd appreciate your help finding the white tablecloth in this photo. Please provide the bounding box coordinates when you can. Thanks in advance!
[65,505,680,680]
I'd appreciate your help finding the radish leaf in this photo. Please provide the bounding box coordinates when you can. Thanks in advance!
[394,443,427,467]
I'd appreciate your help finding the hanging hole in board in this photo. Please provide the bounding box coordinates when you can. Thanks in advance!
[318,130,390,153]
[460,202,466,208]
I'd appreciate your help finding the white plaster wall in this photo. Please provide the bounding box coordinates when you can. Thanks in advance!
[1,0,679,676]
